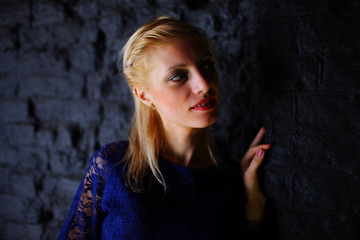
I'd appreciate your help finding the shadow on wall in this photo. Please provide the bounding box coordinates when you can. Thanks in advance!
[255,4,307,239]
[255,1,360,239]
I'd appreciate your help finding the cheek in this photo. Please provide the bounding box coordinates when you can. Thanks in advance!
[205,70,220,90]
[213,72,220,87]
[153,89,180,110]
[213,77,220,91]
[152,88,189,115]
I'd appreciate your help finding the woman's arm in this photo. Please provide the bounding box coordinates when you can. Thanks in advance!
[240,127,271,230]
[58,152,107,240]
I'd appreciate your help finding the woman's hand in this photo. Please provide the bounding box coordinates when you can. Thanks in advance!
[241,127,271,222]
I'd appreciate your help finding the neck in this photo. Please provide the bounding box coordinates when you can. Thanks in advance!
[162,127,213,168]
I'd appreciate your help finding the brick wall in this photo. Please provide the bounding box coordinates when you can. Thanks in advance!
[0,0,359,239]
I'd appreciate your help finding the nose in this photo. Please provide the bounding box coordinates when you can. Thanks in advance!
[191,69,210,95]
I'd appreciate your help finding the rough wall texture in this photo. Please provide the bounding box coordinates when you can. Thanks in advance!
[0,0,359,239]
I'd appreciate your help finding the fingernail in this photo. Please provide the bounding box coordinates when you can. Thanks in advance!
[257,148,264,157]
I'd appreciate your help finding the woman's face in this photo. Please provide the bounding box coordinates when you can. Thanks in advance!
[138,38,220,132]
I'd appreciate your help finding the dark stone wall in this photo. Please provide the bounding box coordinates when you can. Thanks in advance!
[258,1,360,239]
[0,0,359,239]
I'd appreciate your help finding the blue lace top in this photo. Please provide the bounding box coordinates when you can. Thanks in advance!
[58,141,246,240]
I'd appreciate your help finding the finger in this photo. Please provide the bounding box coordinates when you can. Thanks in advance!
[241,145,270,175]
[246,148,266,174]
[242,144,271,162]
[249,127,266,148]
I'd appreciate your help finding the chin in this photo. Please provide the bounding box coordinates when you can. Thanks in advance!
[195,116,218,129]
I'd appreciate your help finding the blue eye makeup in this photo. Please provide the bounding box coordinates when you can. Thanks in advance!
[201,59,215,71]
[166,56,215,83]
[168,71,188,82]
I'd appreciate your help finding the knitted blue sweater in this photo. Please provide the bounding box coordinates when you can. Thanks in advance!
[58,141,246,239]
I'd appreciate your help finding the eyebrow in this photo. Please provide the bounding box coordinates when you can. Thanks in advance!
[165,64,187,73]
[165,54,213,73]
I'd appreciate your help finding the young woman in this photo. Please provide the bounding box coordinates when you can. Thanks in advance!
[58,16,270,240]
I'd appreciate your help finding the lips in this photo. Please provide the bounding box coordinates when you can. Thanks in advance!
[190,97,216,110]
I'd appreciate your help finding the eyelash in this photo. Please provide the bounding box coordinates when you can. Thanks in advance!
[169,71,189,82]
[201,59,215,71]
[168,59,215,82]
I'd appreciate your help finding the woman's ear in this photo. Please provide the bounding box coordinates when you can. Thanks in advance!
[133,88,153,107]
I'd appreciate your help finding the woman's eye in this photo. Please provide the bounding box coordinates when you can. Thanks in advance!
[169,72,188,82]
[202,60,215,70]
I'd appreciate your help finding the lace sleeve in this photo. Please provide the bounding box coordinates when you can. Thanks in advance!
[58,151,108,240]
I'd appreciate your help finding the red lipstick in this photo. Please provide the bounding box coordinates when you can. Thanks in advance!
[190,97,216,110]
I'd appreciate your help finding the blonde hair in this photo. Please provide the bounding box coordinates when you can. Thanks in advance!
[120,16,219,192]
